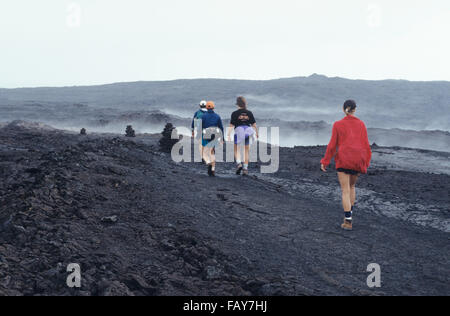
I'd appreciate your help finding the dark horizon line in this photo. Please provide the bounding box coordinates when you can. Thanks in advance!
[2,73,450,90]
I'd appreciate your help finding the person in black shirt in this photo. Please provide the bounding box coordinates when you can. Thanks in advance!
[227,96,258,176]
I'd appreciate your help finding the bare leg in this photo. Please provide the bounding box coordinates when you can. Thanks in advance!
[337,172,352,212]
[199,144,203,161]
[244,145,250,165]
[350,174,359,207]
[234,144,241,163]
[210,147,216,168]
[203,147,211,165]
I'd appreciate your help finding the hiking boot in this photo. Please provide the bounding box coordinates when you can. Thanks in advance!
[210,170,216,177]
[236,164,243,175]
[242,169,249,176]
[341,219,353,231]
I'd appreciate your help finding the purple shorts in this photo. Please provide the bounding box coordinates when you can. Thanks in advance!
[234,126,254,145]
[234,134,250,145]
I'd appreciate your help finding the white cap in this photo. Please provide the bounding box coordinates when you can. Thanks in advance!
[199,100,207,107]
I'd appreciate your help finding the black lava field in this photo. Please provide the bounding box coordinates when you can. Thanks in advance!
[0,122,448,296]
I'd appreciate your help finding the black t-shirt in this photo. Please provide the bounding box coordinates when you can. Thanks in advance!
[230,109,256,128]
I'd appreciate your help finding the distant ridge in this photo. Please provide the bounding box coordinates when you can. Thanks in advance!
[2,73,450,90]
[1,75,449,133]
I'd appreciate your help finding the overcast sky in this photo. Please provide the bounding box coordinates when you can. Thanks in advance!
[0,0,449,88]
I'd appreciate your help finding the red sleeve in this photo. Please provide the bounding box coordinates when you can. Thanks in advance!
[362,123,372,168]
[321,123,339,167]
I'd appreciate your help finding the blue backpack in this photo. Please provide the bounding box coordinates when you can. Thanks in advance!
[194,110,205,129]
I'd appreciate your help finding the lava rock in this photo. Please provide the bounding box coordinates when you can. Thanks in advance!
[159,123,179,153]
[0,122,448,297]
[99,281,135,296]
[204,265,224,280]
[101,216,118,224]
[123,274,158,295]
[0,215,13,232]
[125,125,136,138]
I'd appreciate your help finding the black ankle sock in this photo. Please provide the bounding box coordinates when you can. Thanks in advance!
[345,212,352,221]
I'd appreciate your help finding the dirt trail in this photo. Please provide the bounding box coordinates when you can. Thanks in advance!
[0,123,448,296]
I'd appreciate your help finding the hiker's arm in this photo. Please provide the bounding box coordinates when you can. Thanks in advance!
[321,123,339,170]
[218,119,224,143]
[252,123,258,138]
[363,123,372,168]
[227,124,234,141]
[191,114,196,137]
[191,113,196,131]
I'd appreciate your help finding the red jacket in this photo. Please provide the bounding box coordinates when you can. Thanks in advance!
[321,116,372,174]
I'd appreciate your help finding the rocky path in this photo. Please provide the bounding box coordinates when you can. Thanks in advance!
[0,123,448,296]
[174,151,450,295]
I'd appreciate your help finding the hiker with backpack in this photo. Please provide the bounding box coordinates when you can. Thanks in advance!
[192,100,208,163]
[201,101,224,177]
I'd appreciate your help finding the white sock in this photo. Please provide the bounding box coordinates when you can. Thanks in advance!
[243,164,248,170]
[236,160,242,165]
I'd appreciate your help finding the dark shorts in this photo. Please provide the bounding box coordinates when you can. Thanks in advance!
[202,136,220,148]
[202,127,221,148]
[234,134,250,145]
[337,168,360,175]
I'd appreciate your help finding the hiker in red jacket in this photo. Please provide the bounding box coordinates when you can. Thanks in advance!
[320,100,372,231]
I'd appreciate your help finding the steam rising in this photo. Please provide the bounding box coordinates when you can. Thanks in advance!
[1,76,449,151]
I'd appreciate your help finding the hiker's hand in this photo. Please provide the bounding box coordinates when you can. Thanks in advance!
[321,164,327,172]
[192,131,195,138]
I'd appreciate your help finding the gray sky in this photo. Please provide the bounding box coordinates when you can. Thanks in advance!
[1,0,449,88]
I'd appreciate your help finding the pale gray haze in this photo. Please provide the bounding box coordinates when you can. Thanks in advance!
[1,0,449,88]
